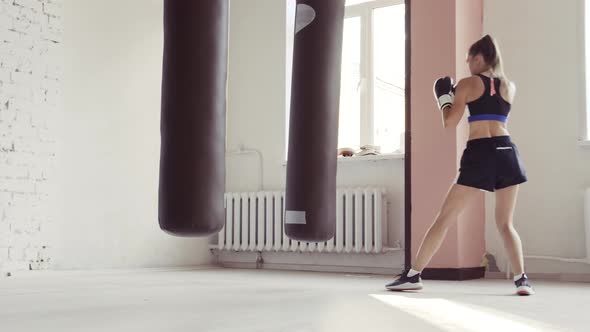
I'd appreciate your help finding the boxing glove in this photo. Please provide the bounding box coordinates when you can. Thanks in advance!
[433,76,454,110]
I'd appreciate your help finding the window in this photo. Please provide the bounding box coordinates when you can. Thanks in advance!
[341,0,405,154]
[286,0,406,155]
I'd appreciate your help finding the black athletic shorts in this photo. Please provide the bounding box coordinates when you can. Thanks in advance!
[457,136,527,192]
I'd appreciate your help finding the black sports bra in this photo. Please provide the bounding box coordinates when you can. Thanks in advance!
[466,74,511,123]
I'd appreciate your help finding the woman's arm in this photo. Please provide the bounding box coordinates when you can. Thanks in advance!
[441,78,470,128]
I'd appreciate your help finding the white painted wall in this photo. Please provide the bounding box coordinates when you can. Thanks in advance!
[42,0,406,271]
[484,0,590,273]
[225,0,406,252]
[56,0,211,269]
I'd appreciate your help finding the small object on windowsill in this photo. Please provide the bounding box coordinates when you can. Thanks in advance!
[338,145,383,158]
[338,147,356,157]
[355,144,381,157]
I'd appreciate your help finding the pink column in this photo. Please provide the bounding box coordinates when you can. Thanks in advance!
[410,0,484,275]
[455,0,485,270]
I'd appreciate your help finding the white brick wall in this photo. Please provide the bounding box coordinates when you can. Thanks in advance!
[0,0,61,274]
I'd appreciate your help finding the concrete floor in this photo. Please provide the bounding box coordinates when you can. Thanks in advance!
[0,268,586,332]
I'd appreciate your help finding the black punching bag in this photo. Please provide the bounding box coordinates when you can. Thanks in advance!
[285,0,345,242]
[158,0,228,236]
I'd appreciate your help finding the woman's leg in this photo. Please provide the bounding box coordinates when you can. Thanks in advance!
[413,184,481,272]
[494,185,525,275]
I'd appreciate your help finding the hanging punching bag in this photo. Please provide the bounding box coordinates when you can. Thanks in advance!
[285,0,345,242]
[159,0,228,236]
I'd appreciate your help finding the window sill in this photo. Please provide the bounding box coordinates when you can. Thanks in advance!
[281,153,405,166]
[337,153,405,162]
[578,140,590,148]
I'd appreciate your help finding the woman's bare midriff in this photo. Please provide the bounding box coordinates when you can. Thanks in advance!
[468,120,510,140]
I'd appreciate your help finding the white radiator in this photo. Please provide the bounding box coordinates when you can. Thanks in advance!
[219,188,388,254]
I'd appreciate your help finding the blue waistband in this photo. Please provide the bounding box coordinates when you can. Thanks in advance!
[468,114,508,123]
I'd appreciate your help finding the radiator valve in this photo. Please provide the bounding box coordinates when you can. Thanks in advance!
[256,252,264,269]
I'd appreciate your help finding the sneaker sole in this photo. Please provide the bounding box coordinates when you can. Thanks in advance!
[386,282,423,291]
[516,286,534,296]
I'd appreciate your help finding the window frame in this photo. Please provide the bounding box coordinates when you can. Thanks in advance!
[285,0,406,158]
[344,0,405,150]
